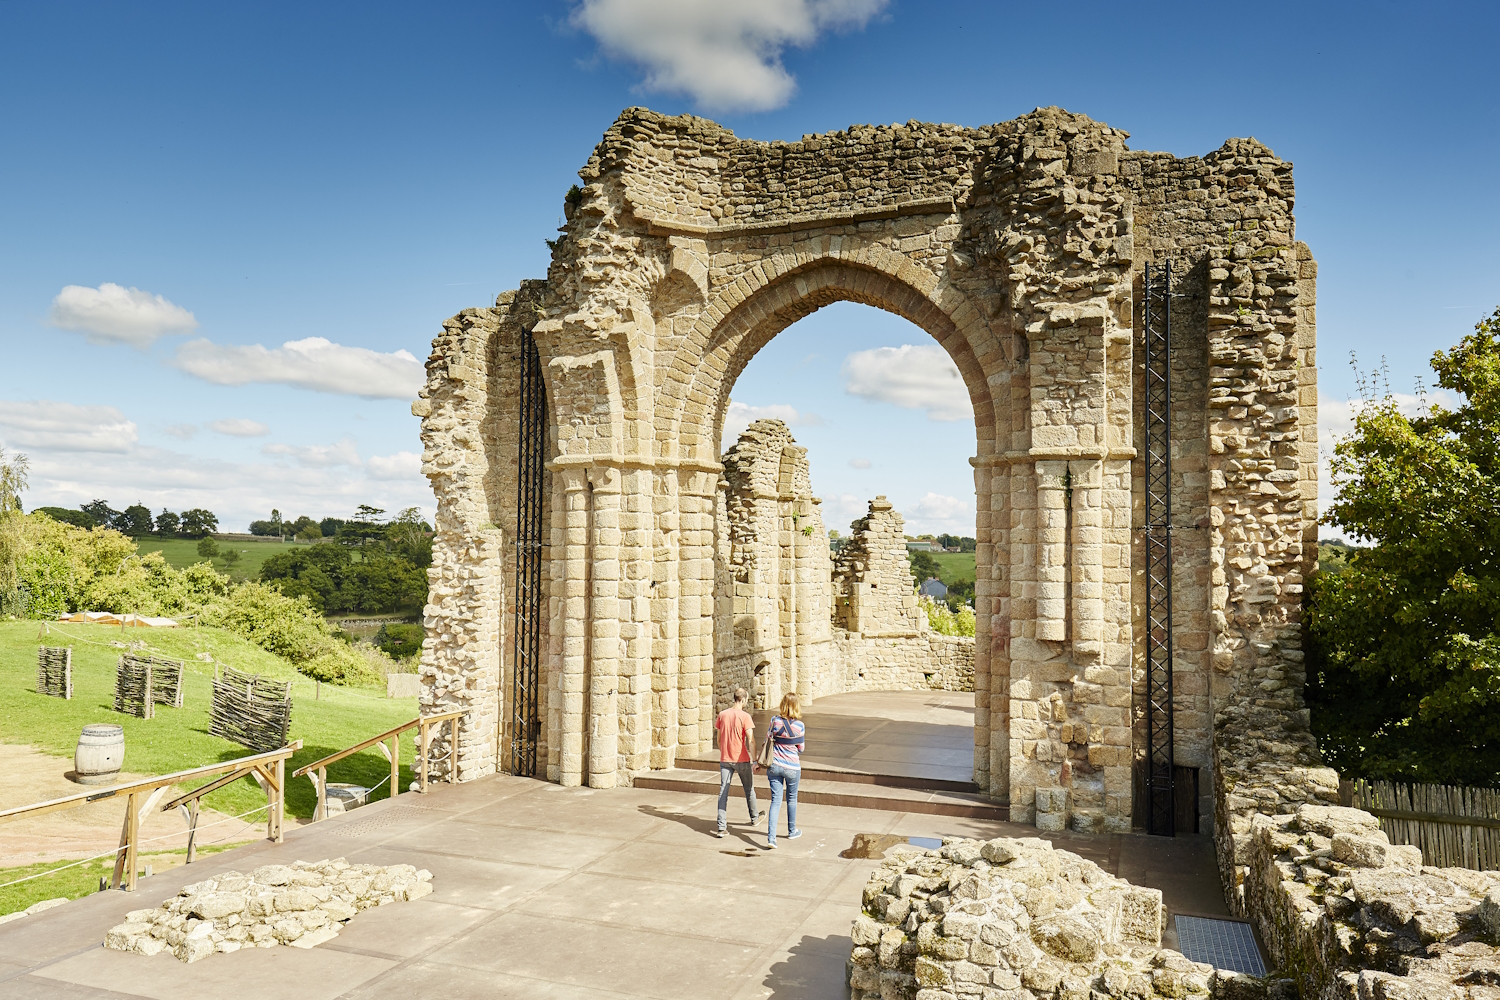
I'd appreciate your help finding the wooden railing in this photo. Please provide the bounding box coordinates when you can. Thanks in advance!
[293,710,462,822]
[0,742,301,892]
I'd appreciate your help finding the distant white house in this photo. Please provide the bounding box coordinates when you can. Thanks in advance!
[918,577,948,600]
[906,540,942,553]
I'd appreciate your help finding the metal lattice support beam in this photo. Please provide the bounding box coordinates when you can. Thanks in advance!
[1143,261,1176,836]
[510,326,546,777]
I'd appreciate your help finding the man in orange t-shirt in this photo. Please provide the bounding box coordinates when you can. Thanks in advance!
[714,687,762,838]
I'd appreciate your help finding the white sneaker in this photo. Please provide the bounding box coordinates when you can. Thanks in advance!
[765,840,777,850]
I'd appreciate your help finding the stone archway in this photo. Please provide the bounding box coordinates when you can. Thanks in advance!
[415,107,1319,836]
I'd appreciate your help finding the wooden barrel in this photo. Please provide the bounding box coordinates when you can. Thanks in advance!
[74,723,124,784]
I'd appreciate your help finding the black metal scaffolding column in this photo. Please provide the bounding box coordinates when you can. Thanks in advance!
[1143,261,1176,836]
[510,325,546,777]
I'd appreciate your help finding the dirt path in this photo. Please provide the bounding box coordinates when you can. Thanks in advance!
[0,744,300,867]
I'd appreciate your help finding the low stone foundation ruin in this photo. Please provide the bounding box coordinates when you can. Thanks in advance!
[848,836,1271,1000]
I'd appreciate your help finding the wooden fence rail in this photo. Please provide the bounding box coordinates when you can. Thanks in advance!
[0,742,301,892]
[293,711,461,822]
[1342,778,1500,871]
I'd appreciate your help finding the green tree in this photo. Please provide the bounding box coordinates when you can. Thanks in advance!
[80,499,119,528]
[1308,307,1500,786]
[0,449,29,594]
[196,536,220,560]
[34,507,95,530]
[118,503,154,537]
[155,509,181,536]
[909,550,940,584]
[180,508,218,537]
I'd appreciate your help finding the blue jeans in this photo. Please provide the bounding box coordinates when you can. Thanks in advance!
[717,763,757,832]
[766,764,800,842]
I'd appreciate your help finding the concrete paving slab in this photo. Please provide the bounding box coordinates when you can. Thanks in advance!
[322,897,494,960]
[380,814,628,869]
[29,944,396,1000]
[343,960,653,1000]
[343,844,573,910]
[516,871,801,944]
[3,976,143,1000]
[428,910,760,999]
[584,839,849,900]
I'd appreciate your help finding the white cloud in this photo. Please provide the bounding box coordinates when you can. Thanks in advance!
[173,337,424,400]
[721,400,821,446]
[162,424,198,440]
[262,438,361,468]
[209,418,270,437]
[571,0,887,113]
[842,344,972,422]
[367,451,422,481]
[848,457,871,469]
[0,400,138,453]
[911,492,969,522]
[49,283,198,348]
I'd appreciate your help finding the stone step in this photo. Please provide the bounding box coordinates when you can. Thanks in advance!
[632,768,1009,821]
[675,754,980,793]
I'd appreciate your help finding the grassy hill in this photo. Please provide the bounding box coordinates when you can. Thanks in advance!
[0,620,420,821]
[132,536,309,581]
[930,551,976,587]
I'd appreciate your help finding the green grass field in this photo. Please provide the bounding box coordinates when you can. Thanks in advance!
[1,621,421,822]
[0,844,236,917]
[132,537,309,581]
[930,551,976,586]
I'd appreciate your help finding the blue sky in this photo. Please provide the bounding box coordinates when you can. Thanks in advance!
[1,2,1496,537]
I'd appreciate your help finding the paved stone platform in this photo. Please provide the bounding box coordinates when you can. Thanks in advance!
[0,773,1229,999]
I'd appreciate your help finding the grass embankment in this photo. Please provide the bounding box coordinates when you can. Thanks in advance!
[0,620,419,818]
[0,844,236,917]
[0,620,423,913]
[133,537,308,580]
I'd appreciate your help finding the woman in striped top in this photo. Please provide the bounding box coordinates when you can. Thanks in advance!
[764,693,806,848]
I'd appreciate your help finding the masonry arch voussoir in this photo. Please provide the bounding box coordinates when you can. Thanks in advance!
[661,250,1007,465]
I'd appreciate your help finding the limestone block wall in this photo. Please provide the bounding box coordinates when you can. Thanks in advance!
[713,420,834,711]
[830,632,975,692]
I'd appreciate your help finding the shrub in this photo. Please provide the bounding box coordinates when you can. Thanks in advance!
[919,596,975,637]
[375,622,424,659]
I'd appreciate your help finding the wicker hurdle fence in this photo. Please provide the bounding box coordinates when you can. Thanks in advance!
[112,654,187,719]
[210,665,292,753]
[37,646,72,699]
[1342,778,1500,871]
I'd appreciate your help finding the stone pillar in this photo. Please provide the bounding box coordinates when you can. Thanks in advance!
[586,465,621,788]
[649,468,679,771]
[556,467,590,786]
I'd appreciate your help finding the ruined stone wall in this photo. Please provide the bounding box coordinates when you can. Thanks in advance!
[713,420,834,711]
[833,497,925,637]
[418,106,1317,836]
[831,632,975,692]
[1123,142,1317,834]
[1213,705,1500,998]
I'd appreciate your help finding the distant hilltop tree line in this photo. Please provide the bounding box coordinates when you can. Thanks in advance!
[257,505,433,616]
[34,501,219,538]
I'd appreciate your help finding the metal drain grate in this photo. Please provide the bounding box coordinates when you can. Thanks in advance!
[327,804,435,838]
[1175,915,1265,976]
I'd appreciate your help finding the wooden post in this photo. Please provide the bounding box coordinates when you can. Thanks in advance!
[449,717,459,784]
[420,718,430,792]
[109,796,132,890]
[272,757,285,842]
[389,736,399,799]
[122,791,140,891]
[185,800,200,864]
[313,767,327,822]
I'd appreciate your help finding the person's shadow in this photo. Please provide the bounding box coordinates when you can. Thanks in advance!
[762,934,851,998]
[637,804,766,848]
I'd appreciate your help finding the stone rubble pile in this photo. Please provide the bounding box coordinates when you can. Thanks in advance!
[102,859,432,963]
[848,836,1277,1000]
[1245,803,1500,998]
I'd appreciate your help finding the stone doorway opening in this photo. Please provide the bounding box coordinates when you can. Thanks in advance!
[705,299,985,805]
